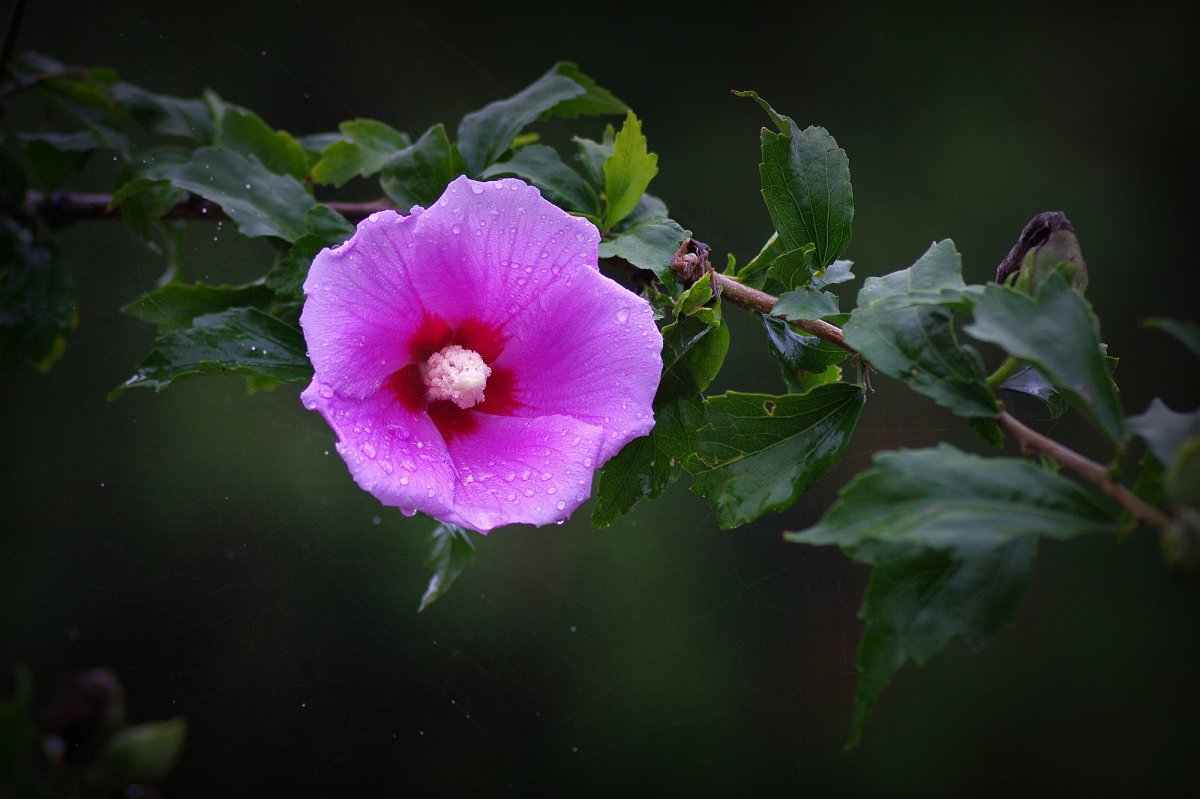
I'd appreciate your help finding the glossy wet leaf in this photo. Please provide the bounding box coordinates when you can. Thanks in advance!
[311,118,411,187]
[772,286,840,320]
[379,124,465,209]
[419,523,477,612]
[599,216,688,293]
[480,143,596,214]
[110,308,310,398]
[216,107,309,181]
[688,382,865,528]
[109,81,215,142]
[967,273,1126,442]
[602,112,659,230]
[457,67,586,174]
[123,281,276,333]
[844,240,997,418]
[847,537,1037,746]
[541,63,627,119]
[786,444,1118,557]
[739,91,853,266]
[138,146,323,242]
[762,314,848,391]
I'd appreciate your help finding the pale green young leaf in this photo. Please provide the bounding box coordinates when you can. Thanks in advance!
[602,112,659,230]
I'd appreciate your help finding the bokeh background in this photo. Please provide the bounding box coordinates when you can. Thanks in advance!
[3,1,1198,795]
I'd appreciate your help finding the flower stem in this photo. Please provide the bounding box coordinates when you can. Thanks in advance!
[986,355,1022,391]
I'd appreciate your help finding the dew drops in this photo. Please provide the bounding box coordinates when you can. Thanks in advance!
[399,476,410,486]
[556,500,566,511]
[451,224,462,234]
[615,308,629,323]
[360,442,377,459]
[523,488,535,497]
[371,516,382,525]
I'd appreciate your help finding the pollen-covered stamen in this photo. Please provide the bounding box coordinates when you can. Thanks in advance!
[422,344,491,409]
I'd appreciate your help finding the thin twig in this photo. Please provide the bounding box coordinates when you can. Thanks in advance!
[997,408,1172,531]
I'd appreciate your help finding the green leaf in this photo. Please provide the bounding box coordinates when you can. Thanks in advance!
[602,111,659,230]
[1128,399,1200,468]
[844,240,998,418]
[593,314,728,526]
[592,394,703,527]
[22,135,93,191]
[109,82,215,142]
[786,444,1118,557]
[97,718,186,785]
[772,286,841,320]
[764,245,817,292]
[140,147,324,242]
[540,63,627,119]
[573,127,614,187]
[217,107,309,181]
[123,281,276,333]
[598,216,688,293]
[311,118,411,187]
[379,124,464,209]
[419,522,477,612]
[0,238,77,373]
[966,273,1126,442]
[847,537,1037,747]
[762,313,848,390]
[480,143,596,214]
[457,68,586,175]
[736,232,786,287]
[812,259,855,289]
[738,91,853,266]
[110,308,310,398]
[1019,228,1088,293]
[1143,317,1200,359]
[687,383,865,528]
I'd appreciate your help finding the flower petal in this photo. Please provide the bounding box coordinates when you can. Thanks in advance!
[439,412,607,532]
[301,378,457,519]
[495,264,662,461]
[400,176,601,334]
[300,210,435,399]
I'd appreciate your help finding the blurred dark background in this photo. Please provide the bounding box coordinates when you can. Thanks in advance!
[3,1,1198,795]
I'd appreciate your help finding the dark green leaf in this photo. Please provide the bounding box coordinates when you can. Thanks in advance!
[98,718,186,785]
[736,233,786,287]
[379,124,464,209]
[265,233,328,301]
[687,383,865,528]
[573,127,614,187]
[123,281,276,333]
[457,69,585,175]
[311,118,411,187]
[739,91,853,266]
[593,313,728,525]
[110,308,310,398]
[598,216,688,293]
[844,240,998,418]
[763,314,848,387]
[217,107,308,181]
[592,394,703,526]
[540,63,627,119]
[109,82,215,142]
[812,259,855,289]
[786,444,1118,557]
[966,273,1126,442]
[764,245,817,291]
[1128,399,1200,467]
[602,112,658,229]
[480,143,596,214]
[625,193,670,224]
[1143,317,1200,359]
[0,238,76,373]
[772,286,840,320]
[140,147,324,242]
[419,522,477,612]
[847,537,1036,746]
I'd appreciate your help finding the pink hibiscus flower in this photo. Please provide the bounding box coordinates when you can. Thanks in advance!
[299,176,663,532]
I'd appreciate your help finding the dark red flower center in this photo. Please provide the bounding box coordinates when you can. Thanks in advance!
[386,313,519,440]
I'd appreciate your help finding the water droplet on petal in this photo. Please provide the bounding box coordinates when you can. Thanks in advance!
[361,442,376,458]
[556,501,566,511]
[616,309,629,323]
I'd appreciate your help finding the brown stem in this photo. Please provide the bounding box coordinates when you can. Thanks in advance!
[997,408,1171,531]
